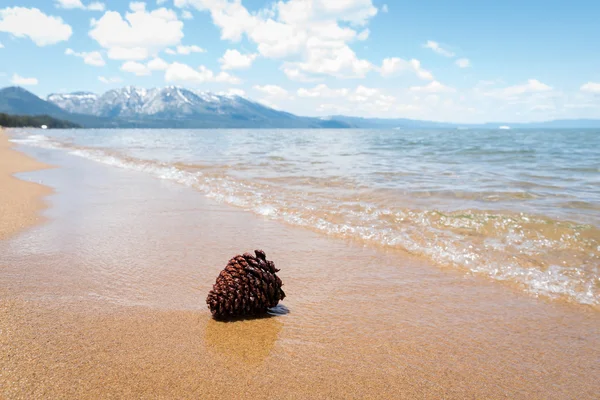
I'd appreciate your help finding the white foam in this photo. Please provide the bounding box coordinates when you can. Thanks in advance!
[15,133,600,306]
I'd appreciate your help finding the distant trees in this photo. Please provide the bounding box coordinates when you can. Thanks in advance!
[0,113,80,129]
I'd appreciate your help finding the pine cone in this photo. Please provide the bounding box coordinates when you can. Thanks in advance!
[206,250,286,319]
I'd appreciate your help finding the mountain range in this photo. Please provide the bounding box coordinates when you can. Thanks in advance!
[1,86,599,129]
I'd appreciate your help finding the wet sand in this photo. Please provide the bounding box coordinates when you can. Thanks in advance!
[0,130,52,240]
[1,135,599,399]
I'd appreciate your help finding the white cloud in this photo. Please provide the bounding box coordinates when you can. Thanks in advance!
[55,0,106,11]
[530,104,555,112]
[108,47,148,60]
[424,40,455,57]
[380,57,433,80]
[174,0,378,79]
[98,76,123,83]
[485,79,552,99]
[409,80,456,93]
[295,41,374,78]
[0,7,72,46]
[253,84,290,99]
[297,84,349,98]
[157,0,168,4]
[219,49,258,70]
[55,0,85,9]
[580,82,600,94]
[282,67,318,82]
[455,58,470,68]
[164,62,241,84]
[218,88,246,97]
[11,73,38,86]
[356,29,369,41]
[121,61,151,76]
[165,44,206,55]
[120,57,170,76]
[397,104,421,112]
[181,10,193,19]
[147,57,169,71]
[129,2,147,12]
[89,3,184,60]
[65,48,106,66]
[317,103,349,113]
[0,42,3,48]
[88,2,106,11]
[381,4,388,13]
[215,71,240,83]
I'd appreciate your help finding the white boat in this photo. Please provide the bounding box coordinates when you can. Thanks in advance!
[498,125,511,130]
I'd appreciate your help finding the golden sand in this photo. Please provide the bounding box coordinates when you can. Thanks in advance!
[0,129,52,240]
[1,132,599,399]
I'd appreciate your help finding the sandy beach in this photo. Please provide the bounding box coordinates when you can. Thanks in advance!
[1,129,599,399]
[0,130,52,240]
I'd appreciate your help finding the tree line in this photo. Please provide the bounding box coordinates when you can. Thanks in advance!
[0,113,80,129]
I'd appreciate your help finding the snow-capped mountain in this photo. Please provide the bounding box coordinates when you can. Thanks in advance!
[47,91,98,115]
[1,85,350,128]
[47,86,285,121]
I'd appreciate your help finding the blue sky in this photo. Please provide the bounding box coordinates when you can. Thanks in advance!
[1,0,599,122]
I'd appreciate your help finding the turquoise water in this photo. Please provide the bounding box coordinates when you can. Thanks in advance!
[12,128,600,305]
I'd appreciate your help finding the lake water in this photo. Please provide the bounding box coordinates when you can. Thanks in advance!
[11,128,600,305]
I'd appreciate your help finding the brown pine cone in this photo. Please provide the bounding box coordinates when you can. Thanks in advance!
[206,250,286,319]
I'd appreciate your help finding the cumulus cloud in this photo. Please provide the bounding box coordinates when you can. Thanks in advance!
[165,44,205,55]
[580,82,600,93]
[11,73,38,85]
[423,40,455,57]
[356,29,369,41]
[380,57,433,80]
[147,57,169,71]
[165,62,241,84]
[55,0,106,11]
[0,7,72,46]
[253,84,290,99]
[121,61,152,76]
[55,0,85,8]
[181,10,193,19]
[174,0,379,79]
[455,58,470,68]
[219,49,258,70]
[484,79,552,99]
[119,57,170,76]
[409,81,456,93]
[98,76,123,83]
[0,42,3,48]
[282,67,318,82]
[65,48,106,66]
[297,84,349,98]
[88,2,106,11]
[89,2,184,60]
[317,103,350,113]
[218,88,246,97]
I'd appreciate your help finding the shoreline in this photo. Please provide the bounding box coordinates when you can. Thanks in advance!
[1,137,599,399]
[0,129,53,240]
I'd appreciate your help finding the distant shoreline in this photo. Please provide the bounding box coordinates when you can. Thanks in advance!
[2,86,600,129]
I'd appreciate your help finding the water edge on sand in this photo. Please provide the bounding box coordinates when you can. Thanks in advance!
[1,139,599,399]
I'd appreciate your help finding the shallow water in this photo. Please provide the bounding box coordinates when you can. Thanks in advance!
[10,128,600,305]
[1,144,599,399]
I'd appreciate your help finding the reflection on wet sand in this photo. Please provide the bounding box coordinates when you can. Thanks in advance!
[205,315,284,365]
